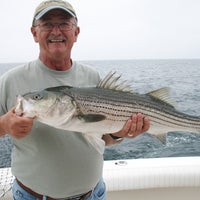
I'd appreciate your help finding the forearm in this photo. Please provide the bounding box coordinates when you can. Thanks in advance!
[102,134,124,146]
[0,116,7,137]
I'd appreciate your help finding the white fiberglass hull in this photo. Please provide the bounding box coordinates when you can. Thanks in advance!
[1,157,200,200]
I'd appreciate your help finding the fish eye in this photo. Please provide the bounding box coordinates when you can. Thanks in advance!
[33,94,43,100]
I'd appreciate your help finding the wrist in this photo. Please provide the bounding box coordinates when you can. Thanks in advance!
[109,133,123,141]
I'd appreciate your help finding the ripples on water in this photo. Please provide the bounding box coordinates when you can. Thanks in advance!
[82,59,200,160]
[104,132,200,160]
[0,59,200,166]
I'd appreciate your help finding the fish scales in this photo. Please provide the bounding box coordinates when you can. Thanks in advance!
[65,87,200,131]
[70,88,136,120]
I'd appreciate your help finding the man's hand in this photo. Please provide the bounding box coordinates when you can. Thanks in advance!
[102,113,150,146]
[114,113,150,138]
[0,108,34,138]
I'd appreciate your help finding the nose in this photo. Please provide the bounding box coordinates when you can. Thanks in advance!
[51,24,62,34]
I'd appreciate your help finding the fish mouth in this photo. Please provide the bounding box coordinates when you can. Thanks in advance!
[15,96,37,118]
[15,95,24,116]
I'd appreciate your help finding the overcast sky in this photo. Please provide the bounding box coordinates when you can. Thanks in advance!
[1,0,200,62]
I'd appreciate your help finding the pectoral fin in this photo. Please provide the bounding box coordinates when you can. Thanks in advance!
[78,114,106,122]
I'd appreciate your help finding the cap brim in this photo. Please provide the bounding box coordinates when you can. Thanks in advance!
[35,6,76,20]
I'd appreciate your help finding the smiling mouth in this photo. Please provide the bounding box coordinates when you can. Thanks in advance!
[48,39,66,43]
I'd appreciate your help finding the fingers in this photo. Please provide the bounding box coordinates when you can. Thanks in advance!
[142,116,150,132]
[112,113,150,139]
[129,113,142,136]
[130,113,150,138]
[13,118,34,139]
[128,113,150,138]
[2,108,34,139]
[15,121,33,136]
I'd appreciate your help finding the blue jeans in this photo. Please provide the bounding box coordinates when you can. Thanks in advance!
[13,178,106,200]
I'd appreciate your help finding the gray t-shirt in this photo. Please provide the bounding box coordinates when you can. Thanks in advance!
[0,59,103,198]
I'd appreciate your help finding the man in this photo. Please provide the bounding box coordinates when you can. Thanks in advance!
[0,0,150,199]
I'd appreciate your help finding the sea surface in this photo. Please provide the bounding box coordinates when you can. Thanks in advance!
[0,59,200,167]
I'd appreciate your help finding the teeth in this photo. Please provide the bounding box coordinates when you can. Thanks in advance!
[49,39,64,43]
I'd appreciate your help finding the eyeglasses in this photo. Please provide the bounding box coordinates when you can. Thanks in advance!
[34,21,76,31]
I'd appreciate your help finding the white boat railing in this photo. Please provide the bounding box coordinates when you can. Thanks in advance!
[1,157,200,200]
[103,157,200,191]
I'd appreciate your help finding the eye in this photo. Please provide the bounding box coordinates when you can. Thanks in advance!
[60,22,70,27]
[42,22,53,29]
[33,94,43,100]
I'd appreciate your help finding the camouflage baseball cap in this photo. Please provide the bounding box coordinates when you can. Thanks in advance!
[33,0,77,21]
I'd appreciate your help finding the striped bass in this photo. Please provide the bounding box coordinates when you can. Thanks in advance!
[15,72,200,152]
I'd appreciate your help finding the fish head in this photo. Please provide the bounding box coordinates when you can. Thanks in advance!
[15,89,77,127]
[15,90,58,119]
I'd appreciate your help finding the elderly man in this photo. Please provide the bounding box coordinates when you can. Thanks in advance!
[0,0,150,199]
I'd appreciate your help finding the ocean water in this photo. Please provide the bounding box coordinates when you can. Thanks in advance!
[0,59,200,167]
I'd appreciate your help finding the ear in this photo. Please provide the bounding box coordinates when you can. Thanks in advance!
[31,26,39,43]
[74,26,80,42]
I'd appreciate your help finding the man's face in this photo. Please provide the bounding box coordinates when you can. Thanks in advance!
[31,9,80,60]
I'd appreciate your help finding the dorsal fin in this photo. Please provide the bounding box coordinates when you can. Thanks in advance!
[147,87,176,108]
[97,71,133,93]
